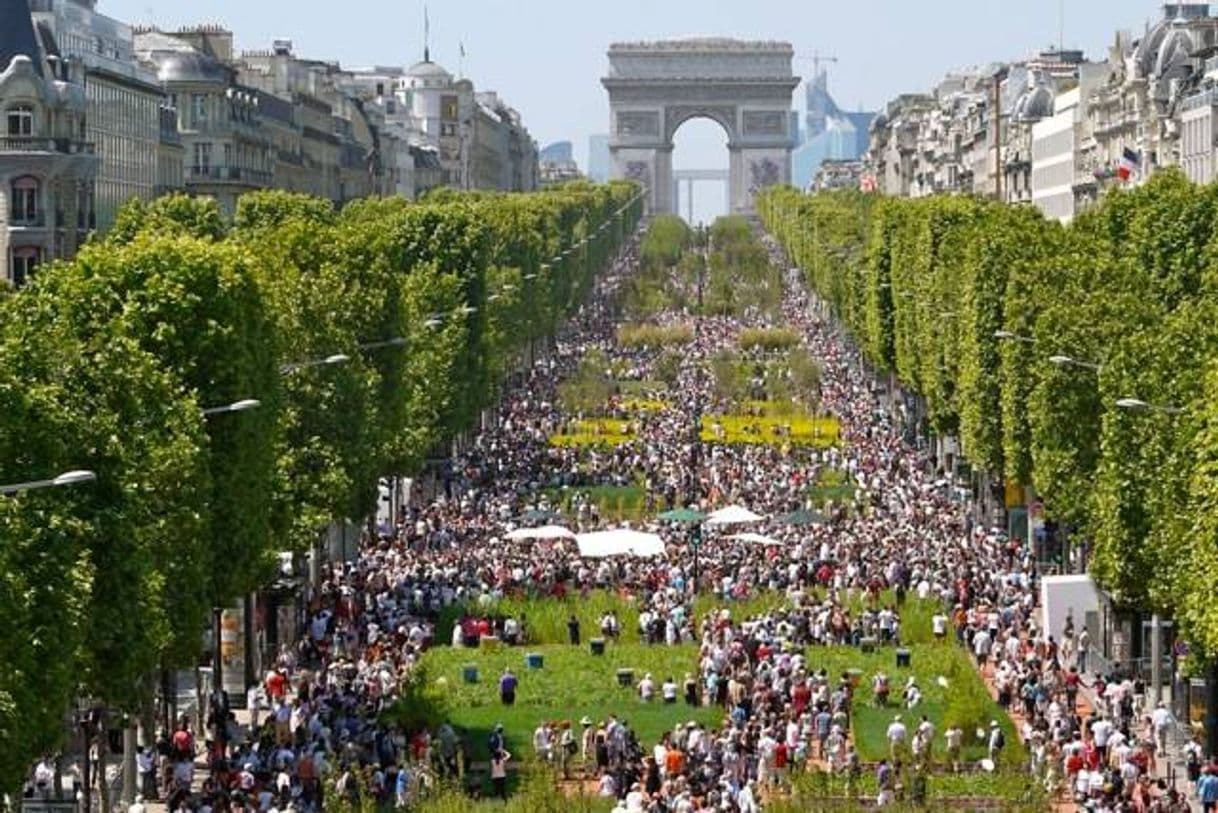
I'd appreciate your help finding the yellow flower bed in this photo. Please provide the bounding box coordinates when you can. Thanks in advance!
[700,413,840,447]
[548,418,637,447]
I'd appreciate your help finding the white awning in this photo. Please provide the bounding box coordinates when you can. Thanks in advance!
[504,524,576,541]
[705,505,764,526]
[575,528,665,558]
[728,531,783,546]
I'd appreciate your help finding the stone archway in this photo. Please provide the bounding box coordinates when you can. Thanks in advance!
[602,38,799,215]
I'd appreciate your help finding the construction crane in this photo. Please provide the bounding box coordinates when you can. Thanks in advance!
[795,51,839,83]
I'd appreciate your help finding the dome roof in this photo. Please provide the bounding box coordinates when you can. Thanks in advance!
[1012,81,1054,122]
[1135,16,1175,77]
[1155,23,1195,78]
[405,59,451,80]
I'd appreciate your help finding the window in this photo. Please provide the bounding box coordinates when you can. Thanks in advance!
[6,105,33,136]
[192,94,208,123]
[440,122,457,137]
[10,177,38,223]
[10,247,40,286]
[194,142,212,173]
[441,95,458,120]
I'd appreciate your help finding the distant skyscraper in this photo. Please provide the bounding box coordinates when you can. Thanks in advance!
[540,141,574,163]
[792,70,874,189]
[587,134,610,182]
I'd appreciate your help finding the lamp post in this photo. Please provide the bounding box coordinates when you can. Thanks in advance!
[1049,355,1101,372]
[279,353,351,375]
[0,468,96,496]
[201,399,262,417]
[1116,396,1185,707]
[994,329,1035,344]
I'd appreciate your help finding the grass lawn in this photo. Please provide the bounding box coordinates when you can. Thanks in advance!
[701,413,840,447]
[435,590,647,648]
[541,483,649,523]
[549,418,636,448]
[422,643,721,761]
[616,380,669,398]
[808,467,857,507]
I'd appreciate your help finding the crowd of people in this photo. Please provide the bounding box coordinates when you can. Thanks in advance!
[38,219,1211,812]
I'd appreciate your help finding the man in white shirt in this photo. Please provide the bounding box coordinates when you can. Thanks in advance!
[1090,716,1113,763]
[638,673,655,702]
[1151,701,1176,754]
[886,716,907,760]
[931,612,947,640]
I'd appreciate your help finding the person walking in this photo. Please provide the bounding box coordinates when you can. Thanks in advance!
[490,748,511,801]
[568,614,581,646]
[499,668,517,706]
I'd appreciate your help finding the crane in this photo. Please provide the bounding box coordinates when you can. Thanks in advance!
[795,51,839,83]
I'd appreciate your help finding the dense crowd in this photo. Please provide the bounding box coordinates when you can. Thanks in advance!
[87,222,1214,813]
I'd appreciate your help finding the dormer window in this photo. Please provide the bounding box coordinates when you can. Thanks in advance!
[6,105,33,137]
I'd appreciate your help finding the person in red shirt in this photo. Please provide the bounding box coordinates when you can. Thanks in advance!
[265,668,287,701]
[774,740,790,787]
[792,682,812,716]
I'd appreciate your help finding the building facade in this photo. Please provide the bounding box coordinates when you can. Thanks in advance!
[1,0,97,286]
[866,3,1218,217]
[32,0,175,230]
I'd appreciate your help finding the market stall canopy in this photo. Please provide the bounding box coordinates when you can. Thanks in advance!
[705,505,764,526]
[657,507,707,522]
[775,509,827,526]
[728,531,783,546]
[576,528,665,558]
[504,524,576,541]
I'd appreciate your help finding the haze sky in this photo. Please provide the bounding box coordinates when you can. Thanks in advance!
[108,0,1165,221]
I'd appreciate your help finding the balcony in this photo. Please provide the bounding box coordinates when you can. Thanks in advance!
[0,137,96,155]
[186,165,273,186]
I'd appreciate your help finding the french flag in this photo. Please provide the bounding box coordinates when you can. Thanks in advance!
[1117,148,1141,181]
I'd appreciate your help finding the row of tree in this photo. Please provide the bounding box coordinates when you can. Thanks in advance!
[757,170,1218,667]
[0,182,643,792]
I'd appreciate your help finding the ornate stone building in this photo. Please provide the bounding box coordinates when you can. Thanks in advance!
[32,0,178,230]
[1,0,97,286]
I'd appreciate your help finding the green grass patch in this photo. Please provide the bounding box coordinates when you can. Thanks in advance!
[616,380,668,398]
[541,484,649,523]
[616,323,694,347]
[738,326,801,351]
[810,467,857,507]
[422,643,719,761]
[701,413,840,447]
[548,418,636,448]
[436,590,645,648]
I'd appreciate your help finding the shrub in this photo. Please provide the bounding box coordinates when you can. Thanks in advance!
[616,323,694,347]
[739,327,800,351]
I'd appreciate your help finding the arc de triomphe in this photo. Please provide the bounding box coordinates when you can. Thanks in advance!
[602,38,799,215]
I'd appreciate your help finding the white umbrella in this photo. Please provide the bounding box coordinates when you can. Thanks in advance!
[576,528,665,558]
[728,532,783,546]
[706,505,764,526]
[504,524,576,541]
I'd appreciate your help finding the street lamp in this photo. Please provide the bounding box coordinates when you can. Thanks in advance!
[279,353,351,374]
[1116,396,1184,704]
[994,330,1035,343]
[357,337,409,352]
[201,399,262,416]
[1049,355,1101,372]
[1115,397,1183,415]
[0,468,97,496]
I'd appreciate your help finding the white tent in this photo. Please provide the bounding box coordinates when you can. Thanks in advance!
[576,528,665,558]
[706,505,764,526]
[504,524,576,541]
[728,531,783,546]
